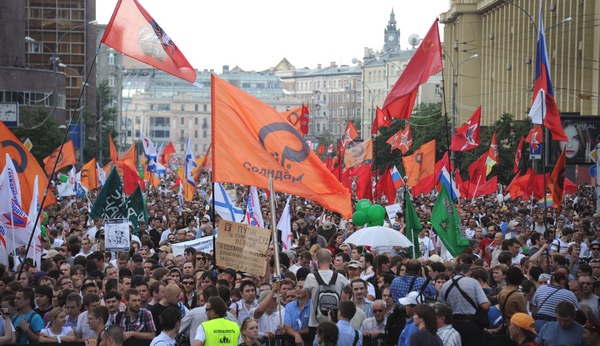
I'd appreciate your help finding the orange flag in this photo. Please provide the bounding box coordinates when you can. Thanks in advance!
[387,124,412,154]
[119,143,137,165]
[43,140,77,175]
[101,0,196,83]
[549,148,566,209]
[340,122,359,148]
[80,158,98,191]
[109,133,118,163]
[160,141,176,165]
[0,121,56,210]
[402,140,436,187]
[211,75,352,218]
[382,20,442,119]
[177,167,195,202]
[343,139,373,168]
[282,105,309,136]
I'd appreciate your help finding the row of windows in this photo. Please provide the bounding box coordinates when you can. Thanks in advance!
[296,79,357,91]
[0,90,65,108]
[180,129,208,139]
[180,143,209,153]
[179,104,209,112]
[313,122,350,134]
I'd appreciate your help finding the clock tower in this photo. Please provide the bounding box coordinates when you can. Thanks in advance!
[383,9,400,53]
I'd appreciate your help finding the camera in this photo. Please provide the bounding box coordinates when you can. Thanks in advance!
[328,308,338,322]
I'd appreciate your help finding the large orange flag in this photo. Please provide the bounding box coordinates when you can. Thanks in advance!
[382,20,442,119]
[109,133,118,163]
[101,0,196,83]
[0,122,56,210]
[402,140,436,187]
[43,140,77,175]
[211,75,352,218]
[80,158,98,191]
[343,139,373,168]
[549,148,566,209]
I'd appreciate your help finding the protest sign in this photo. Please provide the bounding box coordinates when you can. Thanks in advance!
[216,220,271,276]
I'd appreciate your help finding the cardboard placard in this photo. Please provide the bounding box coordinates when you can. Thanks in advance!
[104,219,130,252]
[216,220,271,276]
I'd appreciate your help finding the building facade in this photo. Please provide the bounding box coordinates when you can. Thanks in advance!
[440,0,600,126]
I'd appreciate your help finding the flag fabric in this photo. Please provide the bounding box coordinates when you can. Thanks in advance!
[90,168,124,219]
[317,144,324,155]
[340,122,360,148]
[101,0,196,83]
[354,163,373,201]
[468,152,488,182]
[139,130,158,172]
[0,122,56,210]
[549,148,566,209]
[387,125,412,154]
[282,105,309,136]
[109,133,118,163]
[123,163,145,195]
[211,75,352,218]
[404,190,423,259]
[176,167,194,202]
[526,125,544,151]
[177,179,184,214]
[43,140,77,176]
[210,183,245,222]
[402,139,436,187]
[529,3,567,141]
[185,135,197,188]
[438,165,461,200]
[245,186,264,228]
[514,135,524,173]
[464,176,498,199]
[80,158,98,191]
[277,195,293,250]
[390,165,404,189]
[450,106,481,152]
[160,141,176,165]
[121,185,147,233]
[119,143,137,166]
[371,107,392,135]
[486,131,499,175]
[26,175,42,269]
[343,139,373,168]
[376,167,397,204]
[97,162,107,186]
[382,19,443,119]
[431,185,469,257]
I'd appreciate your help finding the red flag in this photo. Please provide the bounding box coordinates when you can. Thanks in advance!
[282,106,309,136]
[340,122,359,147]
[565,177,577,194]
[549,149,566,209]
[514,135,524,173]
[300,105,309,136]
[371,107,392,135]
[354,163,373,201]
[526,125,544,151]
[450,106,481,152]
[486,131,499,175]
[464,176,498,199]
[109,133,118,164]
[101,0,196,83]
[317,144,325,155]
[376,167,397,204]
[123,163,145,195]
[382,20,442,119]
[468,152,488,182]
[160,141,176,165]
[211,75,352,218]
[387,124,412,154]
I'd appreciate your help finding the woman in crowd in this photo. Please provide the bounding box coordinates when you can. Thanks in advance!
[238,317,261,346]
[326,232,344,254]
[409,304,443,346]
[39,308,76,343]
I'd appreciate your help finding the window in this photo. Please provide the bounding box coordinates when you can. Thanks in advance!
[181,104,185,111]
[195,104,198,111]
[108,53,115,65]
[195,118,198,125]
[180,117,184,125]
[202,118,208,129]
[180,143,184,151]
[195,144,198,152]
[180,130,184,138]
[135,116,141,124]
[194,130,198,138]
[435,84,441,96]
[317,124,321,133]
[203,130,207,139]
[203,104,207,112]
[108,75,115,87]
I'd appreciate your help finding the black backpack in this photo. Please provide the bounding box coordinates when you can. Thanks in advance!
[314,271,340,322]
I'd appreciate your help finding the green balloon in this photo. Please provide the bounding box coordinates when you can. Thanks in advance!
[367,204,386,223]
[352,210,368,226]
[356,199,373,213]
[60,176,68,183]
[41,212,48,226]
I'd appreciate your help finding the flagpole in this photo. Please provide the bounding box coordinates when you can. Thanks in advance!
[268,174,283,327]
[471,175,482,204]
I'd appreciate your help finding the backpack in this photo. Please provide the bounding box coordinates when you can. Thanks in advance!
[314,271,340,321]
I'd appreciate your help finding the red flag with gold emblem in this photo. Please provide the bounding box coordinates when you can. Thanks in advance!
[211,75,352,218]
[387,124,412,154]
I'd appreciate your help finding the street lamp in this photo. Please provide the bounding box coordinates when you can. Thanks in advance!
[62,64,86,168]
[448,53,479,168]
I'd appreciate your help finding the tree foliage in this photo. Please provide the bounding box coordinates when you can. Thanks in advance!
[12,106,64,168]
[82,80,119,166]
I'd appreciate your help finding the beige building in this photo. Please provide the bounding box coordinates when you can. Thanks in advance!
[440,0,600,126]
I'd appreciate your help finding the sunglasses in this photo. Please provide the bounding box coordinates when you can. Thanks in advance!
[373,309,384,313]
[183,281,195,285]
[196,257,205,261]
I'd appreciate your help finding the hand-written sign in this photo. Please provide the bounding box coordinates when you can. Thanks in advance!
[216,220,271,276]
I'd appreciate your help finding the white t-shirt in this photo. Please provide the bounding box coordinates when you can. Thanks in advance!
[304,270,349,327]
[551,238,573,254]
[417,236,435,260]
[41,326,73,337]
[250,307,285,334]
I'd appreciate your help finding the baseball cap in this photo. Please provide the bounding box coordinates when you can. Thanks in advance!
[132,254,143,262]
[428,255,442,263]
[510,313,536,336]
[258,290,279,303]
[158,245,171,253]
[322,221,333,231]
[399,291,424,306]
[347,260,361,269]
[42,250,59,260]
[202,215,211,221]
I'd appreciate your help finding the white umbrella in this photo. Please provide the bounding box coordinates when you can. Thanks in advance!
[345,226,413,248]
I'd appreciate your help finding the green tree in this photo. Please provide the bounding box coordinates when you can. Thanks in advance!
[12,106,64,168]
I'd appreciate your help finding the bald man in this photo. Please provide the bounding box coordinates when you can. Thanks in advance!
[150,283,182,335]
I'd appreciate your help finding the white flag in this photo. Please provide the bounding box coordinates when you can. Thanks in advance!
[277,195,293,250]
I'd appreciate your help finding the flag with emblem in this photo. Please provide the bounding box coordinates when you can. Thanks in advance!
[343,139,373,168]
[43,140,77,176]
[212,75,352,218]
[90,168,125,220]
[101,0,196,83]
[450,106,481,152]
[402,139,436,187]
[387,124,412,154]
[514,135,524,173]
[485,131,499,175]
[526,125,544,151]
[245,186,264,228]
[210,183,244,222]
[340,121,359,148]
[431,185,468,257]
[371,107,392,135]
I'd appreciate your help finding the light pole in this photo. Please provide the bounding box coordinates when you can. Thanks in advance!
[448,53,479,169]
[61,64,86,168]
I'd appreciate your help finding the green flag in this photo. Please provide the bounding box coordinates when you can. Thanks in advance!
[90,167,124,220]
[404,190,423,259]
[431,184,468,257]
[121,185,148,233]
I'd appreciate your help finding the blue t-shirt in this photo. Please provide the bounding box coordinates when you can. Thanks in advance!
[488,305,502,329]
[12,310,44,344]
[398,318,418,346]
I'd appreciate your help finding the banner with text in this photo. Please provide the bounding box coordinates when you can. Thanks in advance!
[171,235,215,256]
[216,220,271,276]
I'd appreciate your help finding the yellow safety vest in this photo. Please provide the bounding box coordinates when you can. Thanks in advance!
[201,318,240,345]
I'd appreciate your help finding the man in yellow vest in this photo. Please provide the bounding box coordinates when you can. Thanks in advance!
[193,296,240,346]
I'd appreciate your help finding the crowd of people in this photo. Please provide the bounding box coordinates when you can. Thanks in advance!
[1,175,600,346]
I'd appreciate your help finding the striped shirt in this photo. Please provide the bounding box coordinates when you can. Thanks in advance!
[437,325,461,346]
[531,284,580,318]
